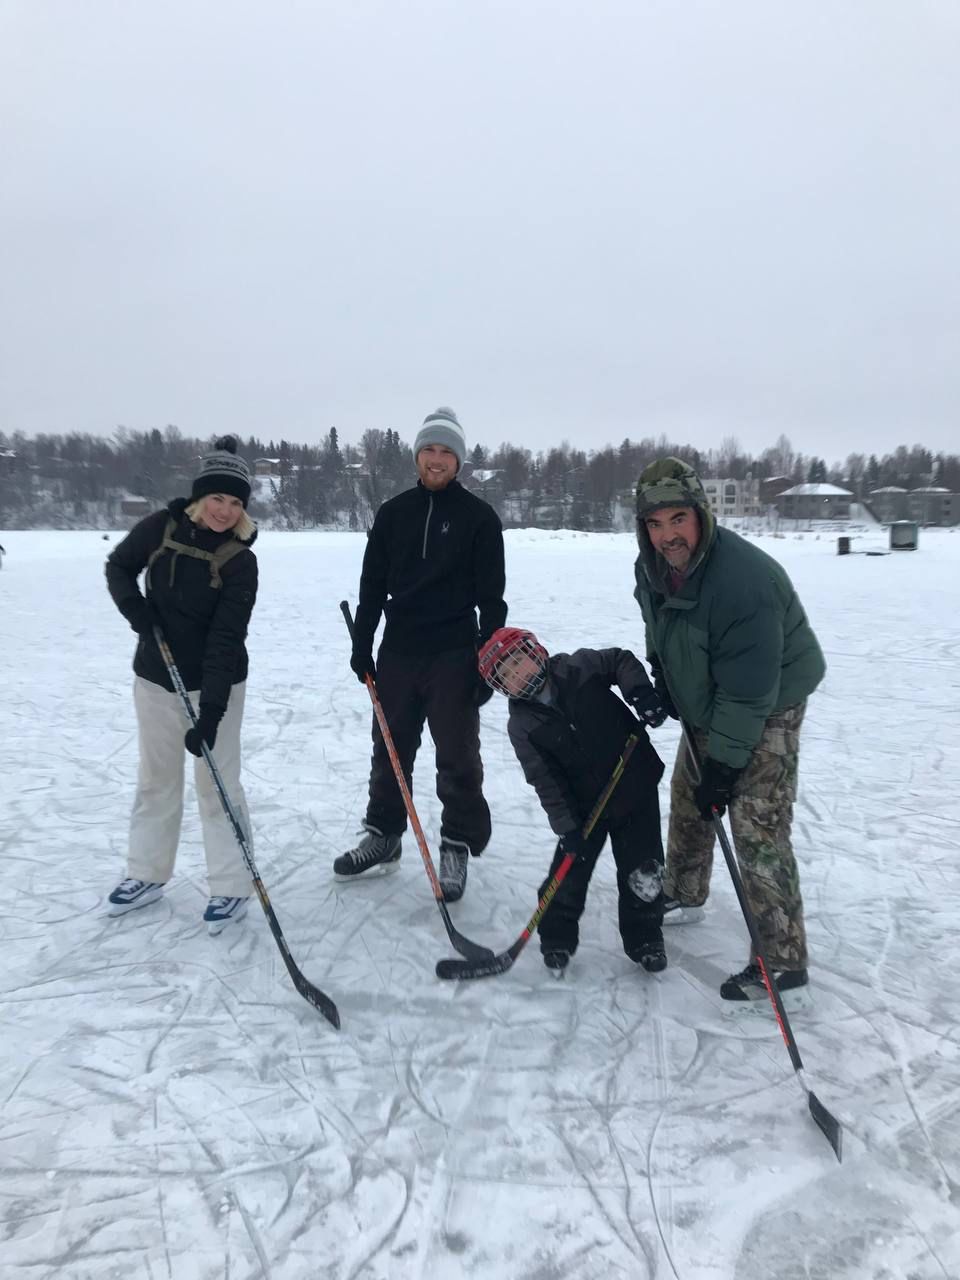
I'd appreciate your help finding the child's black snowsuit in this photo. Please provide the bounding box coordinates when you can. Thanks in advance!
[506,648,665,959]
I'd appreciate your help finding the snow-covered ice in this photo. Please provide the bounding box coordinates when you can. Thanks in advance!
[1,524,959,1279]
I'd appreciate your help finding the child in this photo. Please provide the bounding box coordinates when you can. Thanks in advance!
[478,626,669,974]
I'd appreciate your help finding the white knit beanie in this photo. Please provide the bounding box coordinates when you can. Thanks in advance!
[413,407,466,473]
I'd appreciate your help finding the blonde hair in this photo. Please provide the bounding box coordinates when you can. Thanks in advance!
[186,498,256,543]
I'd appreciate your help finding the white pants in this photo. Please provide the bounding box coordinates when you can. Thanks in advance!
[126,676,254,896]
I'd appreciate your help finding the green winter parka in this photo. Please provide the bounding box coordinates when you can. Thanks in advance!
[633,462,825,769]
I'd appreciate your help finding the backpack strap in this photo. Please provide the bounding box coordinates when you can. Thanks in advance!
[145,516,247,590]
[206,537,248,588]
[145,517,177,592]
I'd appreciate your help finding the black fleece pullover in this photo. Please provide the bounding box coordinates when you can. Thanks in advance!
[353,480,507,656]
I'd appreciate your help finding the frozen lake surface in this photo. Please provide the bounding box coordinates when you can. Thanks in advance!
[1,524,959,1279]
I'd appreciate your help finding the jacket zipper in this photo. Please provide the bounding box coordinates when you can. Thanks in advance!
[422,495,434,559]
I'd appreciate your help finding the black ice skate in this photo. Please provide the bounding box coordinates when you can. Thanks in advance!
[720,961,810,1011]
[334,824,402,879]
[662,896,705,925]
[438,837,470,903]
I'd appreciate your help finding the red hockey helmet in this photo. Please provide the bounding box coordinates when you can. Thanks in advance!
[478,627,549,699]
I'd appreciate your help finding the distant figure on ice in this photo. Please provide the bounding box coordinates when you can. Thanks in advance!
[104,437,258,933]
[478,626,669,974]
[337,407,507,903]
[0,542,5,568]
[633,457,825,1006]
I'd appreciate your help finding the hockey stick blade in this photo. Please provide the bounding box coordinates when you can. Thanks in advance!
[291,969,341,1028]
[255,885,342,1027]
[436,948,518,981]
[808,1087,843,1162]
[439,909,496,962]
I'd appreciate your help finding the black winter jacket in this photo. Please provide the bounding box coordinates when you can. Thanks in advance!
[353,480,507,656]
[507,648,664,836]
[105,498,258,710]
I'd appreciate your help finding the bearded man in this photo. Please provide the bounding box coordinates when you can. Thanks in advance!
[633,457,825,1006]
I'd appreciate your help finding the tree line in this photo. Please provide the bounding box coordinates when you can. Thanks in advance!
[0,424,957,530]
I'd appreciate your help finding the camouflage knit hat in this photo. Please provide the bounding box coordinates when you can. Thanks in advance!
[635,457,708,519]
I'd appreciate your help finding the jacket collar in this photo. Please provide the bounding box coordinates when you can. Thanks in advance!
[416,479,461,502]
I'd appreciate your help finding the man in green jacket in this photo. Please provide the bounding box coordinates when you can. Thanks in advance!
[633,457,825,1006]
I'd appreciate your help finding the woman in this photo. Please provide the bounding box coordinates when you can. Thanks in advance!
[105,437,258,933]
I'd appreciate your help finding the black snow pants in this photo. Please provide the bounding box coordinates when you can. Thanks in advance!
[365,645,491,853]
[536,788,664,957]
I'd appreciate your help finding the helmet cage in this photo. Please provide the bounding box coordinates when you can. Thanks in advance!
[479,628,548,699]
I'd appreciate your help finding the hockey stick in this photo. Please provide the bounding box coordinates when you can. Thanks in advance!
[339,602,494,963]
[153,628,341,1029]
[435,735,640,980]
[680,721,842,1162]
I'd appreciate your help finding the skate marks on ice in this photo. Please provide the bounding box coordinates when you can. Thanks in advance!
[0,878,769,1276]
[368,968,682,1279]
[3,531,960,1276]
[2,900,429,1277]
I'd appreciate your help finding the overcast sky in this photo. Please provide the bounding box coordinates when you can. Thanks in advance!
[2,1,958,462]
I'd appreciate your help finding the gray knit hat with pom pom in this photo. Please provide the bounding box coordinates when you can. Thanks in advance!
[192,436,252,507]
[413,407,466,473]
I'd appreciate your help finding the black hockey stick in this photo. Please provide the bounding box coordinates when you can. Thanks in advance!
[154,627,340,1028]
[435,735,640,981]
[680,721,841,1162]
[340,603,494,963]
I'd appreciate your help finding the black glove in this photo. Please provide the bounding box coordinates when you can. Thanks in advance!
[184,704,224,757]
[693,758,743,821]
[350,646,376,684]
[559,829,586,858]
[629,683,668,729]
[121,595,161,639]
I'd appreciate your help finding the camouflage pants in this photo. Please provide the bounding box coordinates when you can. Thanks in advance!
[665,702,809,970]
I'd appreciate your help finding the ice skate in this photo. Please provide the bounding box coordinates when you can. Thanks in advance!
[204,896,249,935]
[107,878,164,916]
[334,824,402,880]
